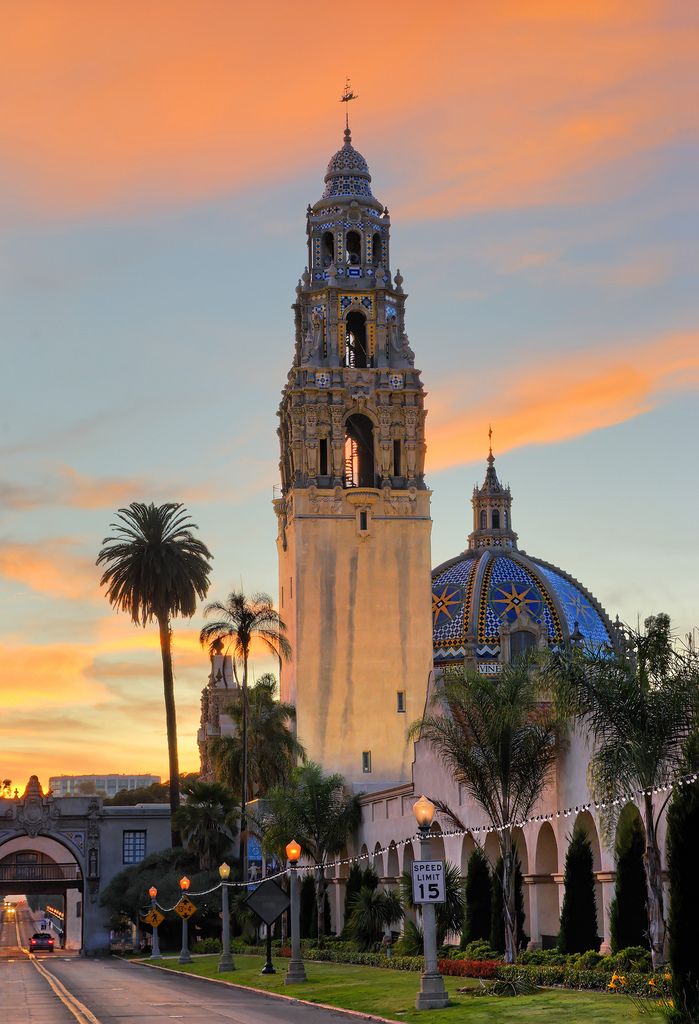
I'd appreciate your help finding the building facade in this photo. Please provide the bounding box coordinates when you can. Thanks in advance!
[49,774,161,798]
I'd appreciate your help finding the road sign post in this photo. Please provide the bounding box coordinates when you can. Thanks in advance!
[175,895,197,964]
[244,879,290,975]
[411,861,446,904]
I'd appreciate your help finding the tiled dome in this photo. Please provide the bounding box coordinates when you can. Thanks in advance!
[322,128,375,200]
[431,549,613,665]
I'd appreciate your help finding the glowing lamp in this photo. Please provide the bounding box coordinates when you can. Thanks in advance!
[286,839,301,863]
[412,794,436,829]
[148,886,157,899]
[218,862,231,880]
[179,876,191,891]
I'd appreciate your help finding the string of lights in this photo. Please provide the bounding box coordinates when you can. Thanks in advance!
[144,769,698,914]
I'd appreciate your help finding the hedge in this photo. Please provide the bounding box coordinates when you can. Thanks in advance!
[496,964,673,997]
[439,959,500,978]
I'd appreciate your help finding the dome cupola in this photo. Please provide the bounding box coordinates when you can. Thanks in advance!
[468,435,517,551]
[322,127,374,200]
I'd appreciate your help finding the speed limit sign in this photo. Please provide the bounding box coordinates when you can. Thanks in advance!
[411,860,446,904]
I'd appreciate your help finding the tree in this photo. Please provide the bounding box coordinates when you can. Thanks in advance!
[210,674,304,798]
[667,749,699,1023]
[1,779,12,798]
[558,826,599,954]
[346,886,403,950]
[400,860,465,947]
[172,779,238,871]
[410,660,560,962]
[609,807,648,952]
[462,847,492,947]
[490,855,527,953]
[199,591,291,876]
[97,502,213,841]
[261,762,361,939]
[548,613,699,966]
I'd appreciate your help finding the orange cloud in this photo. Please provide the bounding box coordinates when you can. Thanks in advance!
[427,330,699,471]
[1,2,695,216]
[0,539,98,600]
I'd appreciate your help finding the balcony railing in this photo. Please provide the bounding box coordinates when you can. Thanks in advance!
[0,863,81,882]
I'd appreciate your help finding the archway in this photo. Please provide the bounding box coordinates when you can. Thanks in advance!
[386,842,399,880]
[0,834,84,951]
[373,842,385,878]
[460,833,476,877]
[574,810,602,941]
[534,822,559,946]
[345,311,370,368]
[344,414,375,488]
[512,826,530,933]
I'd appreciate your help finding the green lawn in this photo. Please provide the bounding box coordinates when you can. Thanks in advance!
[135,954,661,1024]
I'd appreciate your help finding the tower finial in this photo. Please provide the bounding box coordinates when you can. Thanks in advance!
[488,424,494,464]
[340,76,358,138]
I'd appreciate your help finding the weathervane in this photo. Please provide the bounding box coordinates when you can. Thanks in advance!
[488,424,493,456]
[340,76,358,132]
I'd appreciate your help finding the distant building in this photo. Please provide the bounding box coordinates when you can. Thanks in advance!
[48,774,160,799]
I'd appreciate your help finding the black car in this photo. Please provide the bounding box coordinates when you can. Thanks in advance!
[29,932,54,952]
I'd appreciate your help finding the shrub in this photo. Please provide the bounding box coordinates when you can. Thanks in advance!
[610,808,648,952]
[517,949,568,966]
[667,771,699,1023]
[192,937,221,954]
[558,826,599,954]
[458,939,500,961]
[394,919,423,956]
[571,950,605,970]
[462,848,492,947]
[439,958,500,978]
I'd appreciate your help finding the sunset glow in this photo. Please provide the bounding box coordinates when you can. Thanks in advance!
[2,0,697,790]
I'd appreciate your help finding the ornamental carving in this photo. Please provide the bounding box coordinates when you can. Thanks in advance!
[308,485,343,514]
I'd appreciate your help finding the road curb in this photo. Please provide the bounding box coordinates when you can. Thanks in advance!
[128,957,403,1023]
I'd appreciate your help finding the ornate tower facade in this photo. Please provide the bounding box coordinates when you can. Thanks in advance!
[274,128,433,787]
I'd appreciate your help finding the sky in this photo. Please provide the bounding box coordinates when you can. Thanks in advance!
[1,0,698,791]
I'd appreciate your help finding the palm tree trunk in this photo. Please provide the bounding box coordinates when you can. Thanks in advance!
[158,612,180,846]
[642,792,666,967]
[500,830,517,964]
[241,653,249,881]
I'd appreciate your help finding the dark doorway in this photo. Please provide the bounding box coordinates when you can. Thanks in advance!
[345,230,361,265]
[345,311,369,368]
[321,231,334,267]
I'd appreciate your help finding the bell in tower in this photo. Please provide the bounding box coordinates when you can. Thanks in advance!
[274,120,434,789]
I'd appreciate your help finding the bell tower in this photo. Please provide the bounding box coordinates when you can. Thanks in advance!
[274,125,433,788]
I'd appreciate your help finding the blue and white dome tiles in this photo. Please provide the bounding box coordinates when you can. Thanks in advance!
[431,454,614,665]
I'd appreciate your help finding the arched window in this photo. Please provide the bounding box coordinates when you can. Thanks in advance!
[372,232,382,267]
[479,510,487,529]
[345,414,375,488]
[510,630,536,662]
[345,310,369,368]
[345,230,361,266]
[492,509,500,529]
[504,509,509,528]
[321,231,334,267]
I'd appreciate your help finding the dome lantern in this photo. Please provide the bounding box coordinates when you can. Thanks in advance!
[468,433,517,551]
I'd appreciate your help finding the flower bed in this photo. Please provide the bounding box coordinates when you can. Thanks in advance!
[439,958,500,978]
[496,963,673,997]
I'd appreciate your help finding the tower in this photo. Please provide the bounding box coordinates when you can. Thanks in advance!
[468,439,518,551]
[274,126,433,788]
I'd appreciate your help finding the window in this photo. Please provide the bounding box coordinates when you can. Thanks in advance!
[359,510,368,532]
[393,439,401,477]
[345,230,361,265]
[345,310,369,368]
[123,830,146,865]
[396,691,406,713]
[372,232,382,267]
[344,414,375,487]
[479,509,487,529]
[362,751,372,773]
[509,630,536,663]
[492,510,500,529]
[321,231,334,267]
[319,438,328,476]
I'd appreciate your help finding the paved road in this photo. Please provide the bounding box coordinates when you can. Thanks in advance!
[1,949,372,1024]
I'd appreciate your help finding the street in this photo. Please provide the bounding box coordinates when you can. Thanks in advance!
[0,909,363,1024]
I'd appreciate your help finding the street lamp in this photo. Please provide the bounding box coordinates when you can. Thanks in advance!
[178,876,192,965]
[284,840,307,985]
[218,862,234,972]
[148,886,161,959]
[412,795,448,1011]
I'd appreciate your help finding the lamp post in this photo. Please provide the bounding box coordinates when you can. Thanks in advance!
[413,795,448,1011]
[148,886,161,959]
[218,862,234,971]
[284,840,307,985]
[178,876,192,965]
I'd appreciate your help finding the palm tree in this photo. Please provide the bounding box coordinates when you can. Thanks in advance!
[210,674,305,797]
[547,613,699,967]
[261,762,362,939]
[410,660,560,963]
[199,591,291,878]
[97,502,213,841]
[346,886,403,950]
[172,779,238,871]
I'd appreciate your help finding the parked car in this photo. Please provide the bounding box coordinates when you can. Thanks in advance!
[29,932,54,952]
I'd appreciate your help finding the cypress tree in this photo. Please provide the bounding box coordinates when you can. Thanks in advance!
[610,809,648,952]
[558,826,599,953]
[667,774,699,1021]
[461,847,492,947]
[300,873,316,938]
[490,855,528,953]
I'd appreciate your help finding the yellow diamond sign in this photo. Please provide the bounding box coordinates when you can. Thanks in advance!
[175,896,197,920]
[144,908,164,928]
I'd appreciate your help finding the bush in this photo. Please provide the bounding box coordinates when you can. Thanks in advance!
[517,948,568,965]
[667,772,699,1023]
[192,937,222,954]
[558,826,599,954]
[571,950,604,970]
[439,958,500,978]
[458,939,500,961]
[496,962,672,997]
[462,848,492,947]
